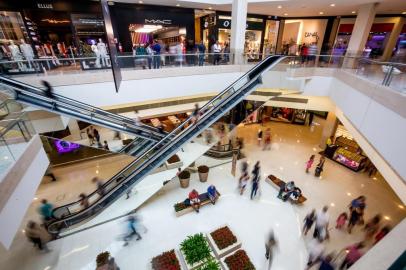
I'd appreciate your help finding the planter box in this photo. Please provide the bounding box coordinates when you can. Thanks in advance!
[220,250,255,270]
[175,206,195,217]
[150,249,185,270]
[207,230,241,259]
[179,248,215,270]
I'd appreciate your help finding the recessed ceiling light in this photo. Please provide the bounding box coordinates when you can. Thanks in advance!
[277,5,282,9]
[402,11,406,14]
[284,13,288,16]
[138,0,143,3]
[176,3,180,6]
[208,6,212,10]
[319,11,324,15]
[330,3,335,7]
[352,11,356,14]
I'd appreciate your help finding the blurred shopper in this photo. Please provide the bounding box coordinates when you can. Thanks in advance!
[103,140,110,151]
[265,230,278,266]
[87,128,95,145]
[315,156,325,177]
[307,238,325,269]
[191,103,200,124]
[250,161,261,199]
[336,212,348,229]
[263,128,272,150]
[363,214,381,240]
[277,180,295,201]
[303,209,316,235]
[45,166,57,182]
[239,170,249,195]
[197,41,206,66]
[41,80,54,98]
[257,129,263,146]
[339,242,365,269]
[123,215,142,246]
[79,193,89,209]
[348,196,366,233]
[314,206,330,240]
[145,43,153,69]
[92,177,105,197]
[134,110,141,125]
[318,254,335,270]
[207,185,218,204]
[300,43,309,64]
[151,39,161,69]
[212,40,222,65]
[25,221,51,251]
[38,199,54,222]
[223,42,230,63]
[92,127,100,144]
[189,189,201,213]
[374,226,390,244]
[306,155,315,173]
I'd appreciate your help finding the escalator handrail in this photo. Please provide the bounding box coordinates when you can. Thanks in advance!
[47,55,286,231]
[0,76,167,139]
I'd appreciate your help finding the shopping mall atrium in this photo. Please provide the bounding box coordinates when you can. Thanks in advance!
[0,0,405,269]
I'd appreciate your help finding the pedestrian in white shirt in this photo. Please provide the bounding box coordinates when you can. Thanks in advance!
[306,238,325,268]
[212,40,222,65]
[313,206,330,240]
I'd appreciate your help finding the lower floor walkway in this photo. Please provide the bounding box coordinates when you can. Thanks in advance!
[0,117,404,269]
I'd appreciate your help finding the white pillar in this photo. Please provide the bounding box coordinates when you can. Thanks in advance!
[68,119,82,141]
[230,0,248,64]
[381,17,406,61]
[345,3,378,57]
[319,111,338,149]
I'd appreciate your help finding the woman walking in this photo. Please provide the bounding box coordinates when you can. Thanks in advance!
[306,155,315,173]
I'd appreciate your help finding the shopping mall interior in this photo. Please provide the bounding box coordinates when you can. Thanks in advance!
[0,0,405,270]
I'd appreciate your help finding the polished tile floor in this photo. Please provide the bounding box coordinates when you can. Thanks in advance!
[0,117,404,270]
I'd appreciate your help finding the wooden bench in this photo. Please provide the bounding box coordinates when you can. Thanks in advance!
[174,190,220,217]
[265,175,307,204]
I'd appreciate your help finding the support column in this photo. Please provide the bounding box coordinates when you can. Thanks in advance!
[319,111,338,149]
[381,17,406,61]
[230,0,248,64]
[275,20,285,54]
[68,119,82,141]
[345,3,377,57]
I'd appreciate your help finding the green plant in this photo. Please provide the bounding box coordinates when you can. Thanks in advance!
[196,258,221,270]
[180,233,211,265]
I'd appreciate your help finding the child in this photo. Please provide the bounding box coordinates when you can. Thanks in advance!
[336,212,348,229]
[303,209,316,235]
[306,155,315,173]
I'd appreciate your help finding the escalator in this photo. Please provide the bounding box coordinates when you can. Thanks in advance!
[28,55,286,234]
[0,76,167,142]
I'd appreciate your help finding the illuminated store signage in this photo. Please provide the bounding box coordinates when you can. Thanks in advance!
[305,32,319,38]
[144,19,172,25]
[37,3,53,9]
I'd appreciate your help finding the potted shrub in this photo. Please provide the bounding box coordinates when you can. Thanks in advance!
[178,170,191,188]
[174,202,192,217]
[223,250,255,270]
[207,226,241,258]
[180,233,212,269]
[196,258,221,270]
[197,165,209,182]
[166,154,183,169]
[151,249,182,270]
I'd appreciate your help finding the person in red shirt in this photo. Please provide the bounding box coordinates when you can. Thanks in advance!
[339,242,365,269]
[188,189,201,213]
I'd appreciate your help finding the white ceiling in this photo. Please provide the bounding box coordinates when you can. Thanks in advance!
[114,0,406,17]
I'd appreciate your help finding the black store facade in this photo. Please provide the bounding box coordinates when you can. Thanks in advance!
[109,3,195,53]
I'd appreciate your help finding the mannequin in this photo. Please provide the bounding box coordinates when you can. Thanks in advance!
[97,38,109,67]
[19,39,34,69]
[8,40,25,70]
[91,40,101,68]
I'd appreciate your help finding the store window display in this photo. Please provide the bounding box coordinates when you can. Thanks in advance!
[19,39,35,70]
[97,38,110,67]
[263,20,279,56]
[8,40,25,71]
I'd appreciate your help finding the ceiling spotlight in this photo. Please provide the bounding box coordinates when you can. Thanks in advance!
[277,5,282,9]
[402,11,406,14]
[138,0,143,3]
[284,13,288,16]
[208,6,212,10]
[352,11,356,14]
[319,11,324,15]
[330,3,335,7]
[176,3,180,6]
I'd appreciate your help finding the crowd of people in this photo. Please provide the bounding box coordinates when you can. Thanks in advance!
[131,39,231,69]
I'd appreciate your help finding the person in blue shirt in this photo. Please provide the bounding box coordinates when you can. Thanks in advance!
[197,41,206,66]
[207,185,217,205]
[38,199,53,221]
[151,40,161,69]
[123,215,142,246]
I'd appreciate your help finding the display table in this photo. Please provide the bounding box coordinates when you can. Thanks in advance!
[332,147,366,172]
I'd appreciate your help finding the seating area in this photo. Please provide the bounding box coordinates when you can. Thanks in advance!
[174,190,220,217]
[265,175,307,204]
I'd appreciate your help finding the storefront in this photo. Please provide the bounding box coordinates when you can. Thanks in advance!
[109,3,195,53]
[281,18,328,55]
[0,0,103,74]
[262,17,280,56]
[200,12,267,60]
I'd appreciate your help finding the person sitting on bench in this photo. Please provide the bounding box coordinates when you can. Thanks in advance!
[290,187,302,201]
[278,181,295,201]
[207,185,218,205]
[188,189,201,213]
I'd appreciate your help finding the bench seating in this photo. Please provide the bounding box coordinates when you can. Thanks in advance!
[174,190,220,217]
[266,175,307,204]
